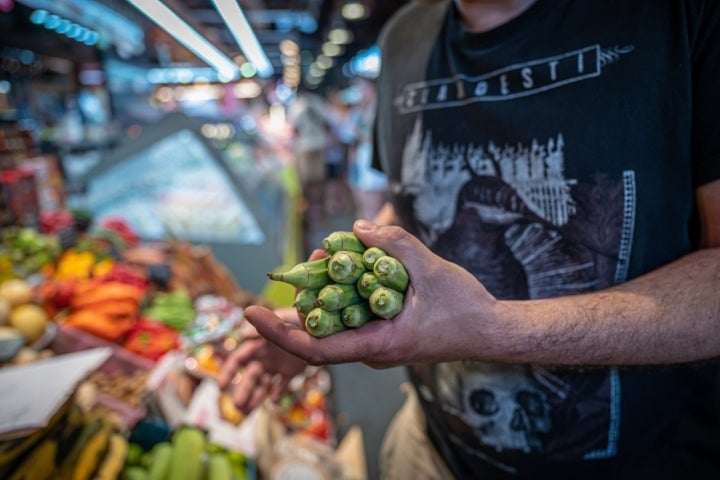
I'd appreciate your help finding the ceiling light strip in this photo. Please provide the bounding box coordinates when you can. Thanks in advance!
[126,0,240,80]
[210,0,274,78]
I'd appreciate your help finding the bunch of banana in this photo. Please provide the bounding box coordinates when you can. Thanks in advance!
[1,403,126,480]
[267,231,410,338]
[0,398,77,478]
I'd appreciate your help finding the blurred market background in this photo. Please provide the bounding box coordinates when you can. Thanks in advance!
[0,1,413,478]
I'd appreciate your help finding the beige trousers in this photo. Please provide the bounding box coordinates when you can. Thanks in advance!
[379,384,456,480]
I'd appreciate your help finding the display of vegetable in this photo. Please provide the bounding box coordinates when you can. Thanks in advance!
[121,427,250,480]
[122,319,180,361]
[268,231,409,338]
[141,289,195,332]
[61,279,146,342]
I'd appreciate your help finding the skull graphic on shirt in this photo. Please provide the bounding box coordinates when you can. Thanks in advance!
[436,363,552,453]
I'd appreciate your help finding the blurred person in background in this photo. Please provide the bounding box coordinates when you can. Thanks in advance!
[287,92,331,224]
[344,77,388,221]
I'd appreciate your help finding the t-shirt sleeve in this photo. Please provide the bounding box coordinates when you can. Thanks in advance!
[690,0,720,187]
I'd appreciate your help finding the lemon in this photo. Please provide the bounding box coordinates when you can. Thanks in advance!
[9,304,48,344]
[0,279,33,307]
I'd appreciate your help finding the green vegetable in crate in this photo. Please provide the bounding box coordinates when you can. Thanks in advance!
[369,286,405,320]
[373,256,410,293]
[146,442,173,480]
[342,303,373,328]
[356,272,383,299]
[293,288,320,316]
[208,453,234,480]
[266,257,331,289]
[305,307,346,337]
[361,246,387,270]
[315,283,362,312]
[143,290,195,331]
[328,250,366,285]
[322,231,366,254]
[122,466,148,480]
[168,427,205,480]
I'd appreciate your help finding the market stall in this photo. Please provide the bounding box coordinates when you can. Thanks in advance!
[0,219,365,479]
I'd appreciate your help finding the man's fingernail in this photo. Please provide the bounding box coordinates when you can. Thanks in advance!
[355,219,374,231]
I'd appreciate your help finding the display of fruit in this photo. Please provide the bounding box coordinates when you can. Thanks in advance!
[0,278,33,308]
[218,392,245,426]
[8,303,48,344]
[0,397,129,480]
[267,231,410,337]
[0,398,77,478]
[51,248,109,282]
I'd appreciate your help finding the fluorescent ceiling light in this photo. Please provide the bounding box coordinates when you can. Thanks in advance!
[126,0,239,80]
[210,0,274,78]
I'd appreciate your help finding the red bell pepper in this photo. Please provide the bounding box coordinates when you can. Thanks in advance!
[122,318,180,361]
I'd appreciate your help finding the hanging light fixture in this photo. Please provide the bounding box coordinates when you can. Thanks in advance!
[126,0,240,81]
[210,0,274,78]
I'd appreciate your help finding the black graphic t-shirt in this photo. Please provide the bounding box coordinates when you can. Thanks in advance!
[373,1,720,478]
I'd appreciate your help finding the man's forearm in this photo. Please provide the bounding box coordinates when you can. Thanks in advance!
[491,247,720,365]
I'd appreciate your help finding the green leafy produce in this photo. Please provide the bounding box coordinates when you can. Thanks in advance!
[142,290,195,332]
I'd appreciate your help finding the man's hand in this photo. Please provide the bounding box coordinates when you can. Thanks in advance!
[243,220,500,368]
[218,308,309,414]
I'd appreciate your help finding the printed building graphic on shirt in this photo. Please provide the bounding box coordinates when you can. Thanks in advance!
[393,44,639,470]
[398,126,634,468]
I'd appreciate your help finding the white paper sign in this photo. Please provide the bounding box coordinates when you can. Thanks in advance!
[0,347,112,438]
